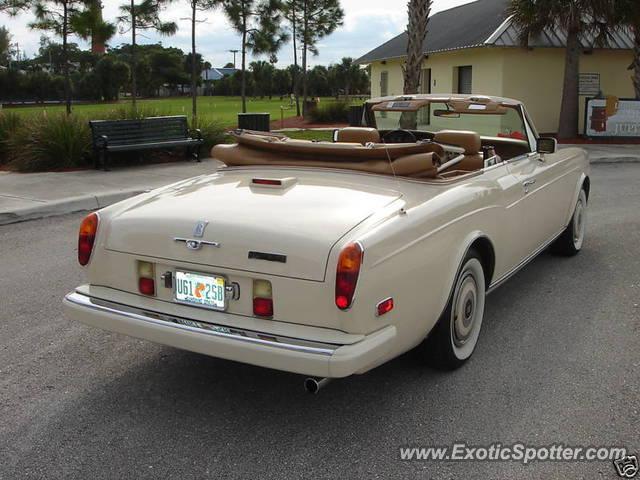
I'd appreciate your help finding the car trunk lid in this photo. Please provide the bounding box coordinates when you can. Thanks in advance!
[104,170,402,281]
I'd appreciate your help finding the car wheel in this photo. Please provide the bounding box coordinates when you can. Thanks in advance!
[551,188,587,257]
[423,249,486,370]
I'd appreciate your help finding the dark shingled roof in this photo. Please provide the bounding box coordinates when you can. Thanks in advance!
[356,0,632,64]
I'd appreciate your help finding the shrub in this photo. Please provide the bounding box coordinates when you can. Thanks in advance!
[6,113,92,172]
[0,112,24,165]
[191,117,228,152]
[308,101,350,124]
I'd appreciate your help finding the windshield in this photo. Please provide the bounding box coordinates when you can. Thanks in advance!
[373,102,528,141]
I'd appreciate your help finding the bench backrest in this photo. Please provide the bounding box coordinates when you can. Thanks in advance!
[89,116,190,146]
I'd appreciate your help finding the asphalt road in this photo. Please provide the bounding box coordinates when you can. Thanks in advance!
[1,164,639,480]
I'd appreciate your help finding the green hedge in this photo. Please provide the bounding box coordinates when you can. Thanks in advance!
[308,101,350,124]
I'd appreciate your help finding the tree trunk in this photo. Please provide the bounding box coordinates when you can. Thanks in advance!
[403,0,430,94]
[91,0,106,55]
[557,28,580,139]
[301,4,308,118]
[130,0,137,110]
[191,1,197,121]
[632,25,640,100]
[291,3,300,116]
[241,14,247,113]
[63,1,71,115]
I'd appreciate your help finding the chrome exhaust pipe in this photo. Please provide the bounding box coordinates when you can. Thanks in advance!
[304,377,331,394]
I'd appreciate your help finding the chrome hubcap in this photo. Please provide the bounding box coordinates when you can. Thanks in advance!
[452,273,477,346]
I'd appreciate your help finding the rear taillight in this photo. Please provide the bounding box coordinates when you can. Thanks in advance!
[138,261,155,296]
[253,279,273,317]
[335,242,363,310]
[78,212,99,266]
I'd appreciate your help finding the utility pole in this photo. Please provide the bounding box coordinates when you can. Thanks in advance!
[228,49,239,68]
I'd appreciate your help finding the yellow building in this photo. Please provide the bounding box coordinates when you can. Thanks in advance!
[356,0,634,134]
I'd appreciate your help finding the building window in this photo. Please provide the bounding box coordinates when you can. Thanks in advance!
[456,66,473,94]
[380,71,389,97]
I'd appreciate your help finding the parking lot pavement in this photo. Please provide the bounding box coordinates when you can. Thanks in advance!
[0,163,638,479]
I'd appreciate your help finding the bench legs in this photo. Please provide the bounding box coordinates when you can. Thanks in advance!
[95,149,110,171]
[187,145,201,163]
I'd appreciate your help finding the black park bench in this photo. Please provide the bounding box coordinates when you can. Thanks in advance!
[89,115,204,171]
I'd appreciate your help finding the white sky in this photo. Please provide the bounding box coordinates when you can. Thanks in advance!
[0,0,474,67]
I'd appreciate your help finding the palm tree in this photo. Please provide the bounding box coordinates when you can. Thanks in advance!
[334,57,360,98]
[72,0,116,54]
[508,0,614,139]
[118,0,177,110]
[222,0,288,113]
[404,0,430,94]
[615,0,640,99]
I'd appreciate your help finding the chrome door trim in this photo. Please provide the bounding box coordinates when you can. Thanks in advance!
[487,226,565,294]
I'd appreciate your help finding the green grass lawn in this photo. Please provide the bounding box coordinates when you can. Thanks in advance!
[284,129,334,142]
[6,96,304,127]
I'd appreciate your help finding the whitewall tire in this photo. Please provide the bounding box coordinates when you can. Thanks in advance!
[552,188,587,256]
[423,249,486,370]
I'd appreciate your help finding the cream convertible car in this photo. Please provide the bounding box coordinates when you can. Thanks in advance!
[64,94,590,392]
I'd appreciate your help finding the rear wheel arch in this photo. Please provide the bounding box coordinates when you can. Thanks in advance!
[469,236,495,288]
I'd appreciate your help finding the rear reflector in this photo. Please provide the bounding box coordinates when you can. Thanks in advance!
[335,242,364,310]
[138,277,155,296]
[253,279,273,317]
[78,212,99,266]
[376,297,394,316]
[137,261,155,296]
[253,297,274,317]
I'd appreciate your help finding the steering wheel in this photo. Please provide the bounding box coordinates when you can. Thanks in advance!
[382,129,417,144]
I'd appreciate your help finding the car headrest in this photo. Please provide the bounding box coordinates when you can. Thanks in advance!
[335,127,381,144]
[434,130,481,155]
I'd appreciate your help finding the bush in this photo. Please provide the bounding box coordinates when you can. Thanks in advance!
[191,117,228,152]
[308,101,350,123]
[0,112,24,165]
[6,113,92,172]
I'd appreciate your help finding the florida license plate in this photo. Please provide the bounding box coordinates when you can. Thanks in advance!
[174,270,226,310]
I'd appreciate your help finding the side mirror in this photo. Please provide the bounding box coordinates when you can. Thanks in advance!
[537,137,557,154]
[332,129,339,143]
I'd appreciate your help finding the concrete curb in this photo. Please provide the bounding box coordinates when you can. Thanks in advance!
[590,156,640,164]
[0,189,146,226]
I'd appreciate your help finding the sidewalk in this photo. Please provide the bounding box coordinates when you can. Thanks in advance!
[0,159,221,226]
[561,144,640,162]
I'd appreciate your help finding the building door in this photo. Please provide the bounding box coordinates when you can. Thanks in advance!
[420,68,431,94]
[457,66,473,94]
[380,71,389,97]
[419,68,431,126]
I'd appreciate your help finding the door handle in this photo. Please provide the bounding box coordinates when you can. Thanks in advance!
[522,179,536,193]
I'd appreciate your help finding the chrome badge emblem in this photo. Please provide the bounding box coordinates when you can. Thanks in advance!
[174,221,220,250]
[193,220,208,238]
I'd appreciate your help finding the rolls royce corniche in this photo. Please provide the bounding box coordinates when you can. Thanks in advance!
[63,94,590,393]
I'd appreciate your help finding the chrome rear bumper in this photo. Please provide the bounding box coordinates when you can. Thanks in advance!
[63,291,397,377]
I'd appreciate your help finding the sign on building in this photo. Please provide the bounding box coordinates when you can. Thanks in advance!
[579,73,600,96]
[585,97,640,137]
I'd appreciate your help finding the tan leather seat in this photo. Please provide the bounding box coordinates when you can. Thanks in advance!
[335,127,381,144]
[434,130,484,171]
